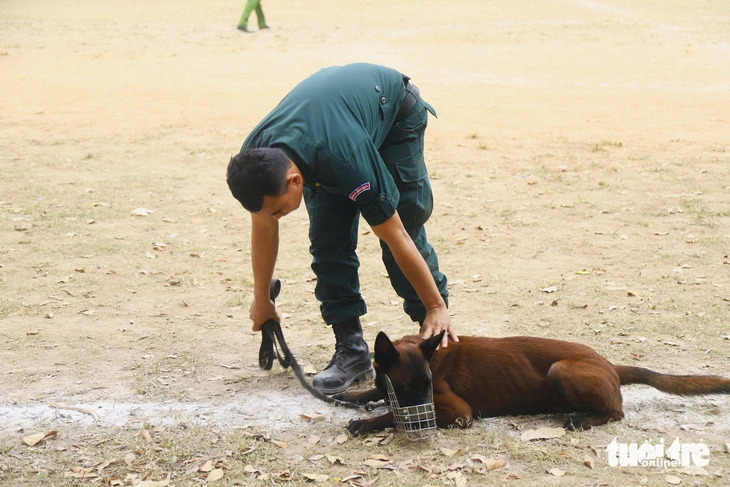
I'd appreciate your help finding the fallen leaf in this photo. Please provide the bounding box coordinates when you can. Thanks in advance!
[665,475,682,485]
[64,467,97,479]
[95,458,117,472]
[520,427,566,441]
[302,472,329,482]
[199,460,214,472]
[270,439,287,448]
[124,452,136,465]
[379,432,394,445]
[139,429,152,442]
[274,470,291,481]
[447,471,467,487]
[440,447,461,457]
[540,285,559,293]
[470,455,505,470]
[584,455,595,469]
[334,433,348,444]
[206,468,224,482]
[23,430,58,446]
[548,468,565,477]
[364,458,390,468]
[326,454,345,465]
[137,475,171,487]
[300,414,325,422]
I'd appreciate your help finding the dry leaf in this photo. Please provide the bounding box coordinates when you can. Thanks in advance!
[584,455,595,469]
[300,414,325,422]
[334,433,348,444]
[520,427,565,441]
[440,447,461,457]
[548,468,565,477]
[540,285,559,293]
[302,472,329,482]
[447,472,467,487]
[379,432,394,445]
[64,468,97,479]
[137,475,171,487]
[469,454,505,470]
[270,439,287,448]
[199,460,214,472]
[206,468,224,482]
[307,435,320,445]
[139,428,152,442]
[364,458,390,468]
[23,430,57,446]
[124,452,136,466]
[274,470,292,481]
[326,454,345,465]
[95,458,117,472]
[665,475,682,485]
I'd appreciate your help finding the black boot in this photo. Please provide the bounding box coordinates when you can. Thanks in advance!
[312,318,373,394]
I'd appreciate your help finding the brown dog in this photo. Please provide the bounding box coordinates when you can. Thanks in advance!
[337,331,730,436]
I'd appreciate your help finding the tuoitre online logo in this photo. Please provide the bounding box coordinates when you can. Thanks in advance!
[606,437,710,468]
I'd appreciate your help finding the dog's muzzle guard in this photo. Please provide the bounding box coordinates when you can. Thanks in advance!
[384,374,437,441]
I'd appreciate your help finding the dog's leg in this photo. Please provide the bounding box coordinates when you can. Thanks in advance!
[333,387,384,405]
[434,391,474,429]
[547,359,625,429]
[346,411,394,436]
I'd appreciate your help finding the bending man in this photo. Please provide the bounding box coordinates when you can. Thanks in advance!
[227,63,457,394]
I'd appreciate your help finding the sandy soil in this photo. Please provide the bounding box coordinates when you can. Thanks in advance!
[1,1,729,486]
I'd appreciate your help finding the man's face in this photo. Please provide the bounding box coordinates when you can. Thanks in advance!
[259,177,303,220]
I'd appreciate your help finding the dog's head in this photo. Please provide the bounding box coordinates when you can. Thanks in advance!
[373,330,444,407]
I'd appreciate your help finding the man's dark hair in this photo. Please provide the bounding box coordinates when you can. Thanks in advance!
[227,148,291,212]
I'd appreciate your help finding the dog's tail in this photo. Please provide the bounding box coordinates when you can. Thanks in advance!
[615,366,730,395]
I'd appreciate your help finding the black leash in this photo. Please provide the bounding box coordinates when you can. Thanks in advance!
[258,279,379,410]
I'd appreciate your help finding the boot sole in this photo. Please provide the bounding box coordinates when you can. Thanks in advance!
[314,366,374,395]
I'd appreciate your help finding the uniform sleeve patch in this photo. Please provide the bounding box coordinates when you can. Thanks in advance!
[348,182,371,201]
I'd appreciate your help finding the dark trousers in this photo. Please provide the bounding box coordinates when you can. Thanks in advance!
[303,87,448,325]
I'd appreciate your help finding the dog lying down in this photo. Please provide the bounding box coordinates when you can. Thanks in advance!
[335,331,730,436]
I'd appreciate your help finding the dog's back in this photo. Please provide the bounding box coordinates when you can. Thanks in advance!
[429,336,613,418]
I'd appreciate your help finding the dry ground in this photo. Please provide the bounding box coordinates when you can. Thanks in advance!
[1,0,729,486]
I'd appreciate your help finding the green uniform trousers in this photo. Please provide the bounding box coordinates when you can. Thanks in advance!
[304,87,448,325]
[238,0,266,29]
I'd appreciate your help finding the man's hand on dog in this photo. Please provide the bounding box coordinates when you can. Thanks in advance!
[420,306,458,349]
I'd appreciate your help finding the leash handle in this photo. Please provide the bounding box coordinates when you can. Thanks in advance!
[258,278,282,371]
[255,278,379,410]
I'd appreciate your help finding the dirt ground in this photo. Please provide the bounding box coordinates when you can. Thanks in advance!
[1,0,729,486]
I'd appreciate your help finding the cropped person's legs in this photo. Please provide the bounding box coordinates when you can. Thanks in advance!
[304,188,373,394]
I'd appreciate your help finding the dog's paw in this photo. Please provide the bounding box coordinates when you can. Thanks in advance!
[564,416,590,431]
[346,418,372,436]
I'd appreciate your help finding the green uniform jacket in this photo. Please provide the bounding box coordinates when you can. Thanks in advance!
[241,63,408,227]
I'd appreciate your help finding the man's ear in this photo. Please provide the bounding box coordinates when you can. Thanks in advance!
[374,331,399,372]
[287,172,302,188]
[419,331,445,361]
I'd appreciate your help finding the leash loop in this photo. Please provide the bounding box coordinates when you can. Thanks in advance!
[256,278,377,410]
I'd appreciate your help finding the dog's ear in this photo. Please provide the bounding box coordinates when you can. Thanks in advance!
[419,331,445,361]
[374,331,399,371]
